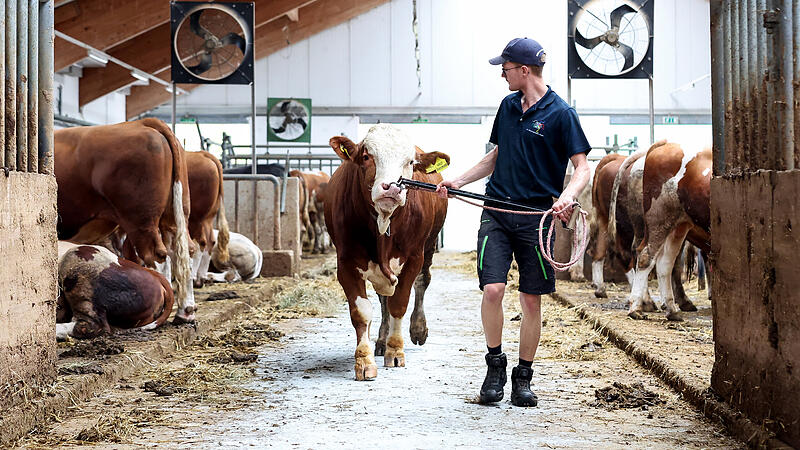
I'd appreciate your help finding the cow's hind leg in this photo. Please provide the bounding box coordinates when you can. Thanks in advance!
[628,252,655,320]
[410,269,430,346]
[375,294,389,356]
[657,225,692,321]
[671,253,697,312]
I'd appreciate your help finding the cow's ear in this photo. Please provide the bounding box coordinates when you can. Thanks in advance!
[330,136,358,161]
[414,151,451,173]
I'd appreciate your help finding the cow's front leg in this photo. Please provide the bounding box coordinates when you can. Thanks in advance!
[375,294,389,356]
[385,257,422,367]
[340,263,376,380]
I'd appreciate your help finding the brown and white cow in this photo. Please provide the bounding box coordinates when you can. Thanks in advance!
[204,230,263,283]
[589,153,627,297]
[627,143,712,320]
[290,170,331,254]
[325,124,448,381]
[54,118,195,323]
[56,242,174,339]
[186,151,231,287]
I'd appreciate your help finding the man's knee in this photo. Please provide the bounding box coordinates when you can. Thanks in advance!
[519,293,541,311]
[483,283,505,304]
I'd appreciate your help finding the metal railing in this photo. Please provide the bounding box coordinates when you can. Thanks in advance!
[2,0,54,174]
[230,144,342,176]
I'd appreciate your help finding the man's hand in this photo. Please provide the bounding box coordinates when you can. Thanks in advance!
[552,195,576,223]
[435,180,461,199]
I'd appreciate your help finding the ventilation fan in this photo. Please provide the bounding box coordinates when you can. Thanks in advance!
[170,1,254,84]
[267,98,312,143]
[568,0,653,79]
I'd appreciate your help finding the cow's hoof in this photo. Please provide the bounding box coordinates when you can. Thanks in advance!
[355,362,378,381]
[410,326,428,346]
[172,314,195,324]
[374,340,386,356]
[679,301,698,312]
[641,300,659,312]
[384,348,405,368]
[666,311,684,321]
[593,288,607,299]
[628,310,647,320]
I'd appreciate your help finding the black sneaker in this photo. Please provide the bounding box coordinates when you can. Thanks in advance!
[510,365,538,407]
[479,353,507,403]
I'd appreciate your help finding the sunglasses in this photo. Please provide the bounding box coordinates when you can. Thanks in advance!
[501,65,523,75]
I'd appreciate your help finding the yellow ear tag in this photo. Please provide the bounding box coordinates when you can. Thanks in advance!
[425,157,449,173]
[340,145,349,158]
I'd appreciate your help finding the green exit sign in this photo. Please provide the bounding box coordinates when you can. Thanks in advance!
[662,115,679,124]
[179,116,197,124]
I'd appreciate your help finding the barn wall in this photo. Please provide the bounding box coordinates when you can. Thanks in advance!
[710,172,800,446]
[0,173,58,407]
[709,0,800,445]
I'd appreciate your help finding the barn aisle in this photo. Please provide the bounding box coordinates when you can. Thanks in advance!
[17,253,741,449]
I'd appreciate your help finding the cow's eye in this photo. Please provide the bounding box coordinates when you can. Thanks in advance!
[409,160,415,166]
[363,154,370,162]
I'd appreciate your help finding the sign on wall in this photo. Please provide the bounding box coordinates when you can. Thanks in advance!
[267,98,312,143]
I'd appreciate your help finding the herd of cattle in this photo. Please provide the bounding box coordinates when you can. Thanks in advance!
[49,118,712,381]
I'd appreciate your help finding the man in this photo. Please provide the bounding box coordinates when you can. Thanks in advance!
[436,38,591,407]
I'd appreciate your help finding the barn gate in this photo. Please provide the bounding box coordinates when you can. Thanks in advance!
[710,0,800,446]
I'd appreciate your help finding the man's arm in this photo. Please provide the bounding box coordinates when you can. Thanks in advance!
[552,152,590,222]
[435,146,499,198]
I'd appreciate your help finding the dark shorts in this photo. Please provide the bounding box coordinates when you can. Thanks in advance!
[476,203,556,295]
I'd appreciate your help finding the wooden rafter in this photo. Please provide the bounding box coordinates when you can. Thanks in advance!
[75,0,320,106]
[126,0,390,119]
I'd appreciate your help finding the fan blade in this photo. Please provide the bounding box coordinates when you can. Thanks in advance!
[221,32,246,54]
[609,4,636,29]
[189,10,212,39]
[575,29,603,49]
[615,42,635,71]
[187,52,213,75]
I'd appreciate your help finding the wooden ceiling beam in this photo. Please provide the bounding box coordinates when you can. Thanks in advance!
[79,24,171,106]
[126,0,389,119]
[55,0,170,71]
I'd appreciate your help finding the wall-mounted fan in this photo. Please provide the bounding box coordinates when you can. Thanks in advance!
[267,98,312,143]
[170,1,254,84]
[568,0,653,79]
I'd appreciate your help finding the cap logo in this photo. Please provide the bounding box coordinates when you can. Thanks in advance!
[537,49,546,63]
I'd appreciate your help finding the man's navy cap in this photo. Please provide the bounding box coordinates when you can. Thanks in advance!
[489,37,546,66]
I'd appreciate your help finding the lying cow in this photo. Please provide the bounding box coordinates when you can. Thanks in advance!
[56,242,174,339]
[627,143,712,320]
[203,230,263,283]
[326,124,448,381]
[186,151,231,287]
[55,118,196,323]
[290,170,331,254]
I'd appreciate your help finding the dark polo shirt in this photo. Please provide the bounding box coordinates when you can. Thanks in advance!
[487,86,591,204]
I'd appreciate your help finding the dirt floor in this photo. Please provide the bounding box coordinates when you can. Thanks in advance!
[14,252,742,449]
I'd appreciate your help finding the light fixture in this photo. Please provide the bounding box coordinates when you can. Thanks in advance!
[87,50,108,65]
[130,70,149,82]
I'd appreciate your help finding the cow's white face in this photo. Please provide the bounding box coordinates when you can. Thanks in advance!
[361,124,416,234]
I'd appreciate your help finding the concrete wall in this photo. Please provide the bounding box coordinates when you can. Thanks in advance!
[222,177,302,272]
[711,171,800,447]
[0,173,58,408]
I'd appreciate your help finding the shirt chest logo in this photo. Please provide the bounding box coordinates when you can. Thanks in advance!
[526,120,545,136]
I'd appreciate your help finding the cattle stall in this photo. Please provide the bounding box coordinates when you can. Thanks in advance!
[710,0,800,446]
[0,0,57,408]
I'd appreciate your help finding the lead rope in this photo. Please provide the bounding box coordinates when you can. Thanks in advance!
[452,196,590,272]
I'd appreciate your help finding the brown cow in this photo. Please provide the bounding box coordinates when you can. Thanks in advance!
[290,170,331,254]
[589,153,627,297]
[54,118,195,323]
[56,242,174,339]
[186,151,230,287]
[326,124,448,381]
[627,143,712,320]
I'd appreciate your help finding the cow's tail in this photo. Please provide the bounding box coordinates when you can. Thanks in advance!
[608,150,646,248]
[141,118,194,316]
[214,156,231,265]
